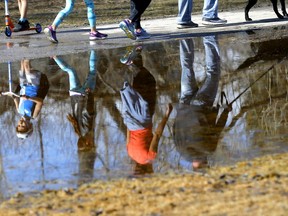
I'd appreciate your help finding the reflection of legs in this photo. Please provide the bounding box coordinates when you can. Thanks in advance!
[179,39,198,104]
[53,57,81,91]
[83,50,97,91]
[195,35,220,106]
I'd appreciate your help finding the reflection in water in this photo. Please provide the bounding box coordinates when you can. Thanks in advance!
[0,32,287,200]
[53,51,97,183]
[173,36,232,171]
[1,60,49,139]
[119,46,173,175]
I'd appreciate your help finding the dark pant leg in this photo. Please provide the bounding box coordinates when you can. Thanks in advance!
[129,0,152,29]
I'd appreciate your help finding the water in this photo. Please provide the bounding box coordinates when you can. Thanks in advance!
[0,31,287,201]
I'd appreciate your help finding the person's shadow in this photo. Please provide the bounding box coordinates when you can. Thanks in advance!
[173,36,232,170]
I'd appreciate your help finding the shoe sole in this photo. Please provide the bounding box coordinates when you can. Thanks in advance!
[44,28,58,43]
[89,36,107,40]
[177,25,198,29]
[202,21,227,26]
[119,23,136,40]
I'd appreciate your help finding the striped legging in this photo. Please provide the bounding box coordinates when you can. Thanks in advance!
[52,0,96,28]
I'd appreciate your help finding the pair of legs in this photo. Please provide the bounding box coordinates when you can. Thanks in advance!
[179,36,220,105]
[44,0,107,43]
[177,0,226,27]
[14,0,29,31]
[119,0,152,40]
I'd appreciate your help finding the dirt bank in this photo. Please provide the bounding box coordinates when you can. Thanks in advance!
[0,152,287,215]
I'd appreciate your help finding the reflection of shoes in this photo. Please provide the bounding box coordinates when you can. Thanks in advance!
[69,89,86,96]
[120,46,142,65]
[89,31,108,40]
[135,28,151,41]
[202,17,227,25]
[119,19,136,40]
[14,20,30,32]
[44,26,58,43]
[177,21,198,29]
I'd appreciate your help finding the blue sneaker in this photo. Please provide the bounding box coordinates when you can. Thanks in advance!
[135,28,151,41]
[119,19,136,40]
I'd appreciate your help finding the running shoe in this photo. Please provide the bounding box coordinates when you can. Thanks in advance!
[177,21,199,29]
[44,26,58,43]
[119,19,136,40]
[120,46,142,65]
[89,31,108,40]
[14,20,30,32]
[135,28,151,41]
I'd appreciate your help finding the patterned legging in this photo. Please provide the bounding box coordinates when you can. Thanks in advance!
[52,0,96,28]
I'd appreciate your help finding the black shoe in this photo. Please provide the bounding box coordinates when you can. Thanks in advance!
[177,21,198,29]
[14,20,30,32]
[202,17,227,25]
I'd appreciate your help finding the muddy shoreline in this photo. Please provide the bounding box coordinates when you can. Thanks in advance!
[0,152,287,215]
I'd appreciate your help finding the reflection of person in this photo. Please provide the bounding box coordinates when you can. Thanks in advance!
[14,0,30,32]
[119,0,152,41]
[177,0,227,29]
[2,59,49,139]
[44,0,107,43]
[173,36,231,170]
[53,50,97,181]
[120,48,173,175]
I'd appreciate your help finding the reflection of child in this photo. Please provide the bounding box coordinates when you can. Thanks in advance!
[7,60,49,139]
[121,82,173,165]
[53,51,97,151]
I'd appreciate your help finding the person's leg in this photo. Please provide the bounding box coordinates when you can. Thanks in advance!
[194,35,220,106]
[83,50,97,91]
[52,0,75,30]
[18,0,28,20]
[177,0,192,24]
[177,0,198,28]
[202,0,218,19]
[44,0,75,43]
[179,39,198,104]
[53,56,81,91]
[129,0,151,30]
[14,0,29,31]
[84,0,107,40]
[202,0,227,25]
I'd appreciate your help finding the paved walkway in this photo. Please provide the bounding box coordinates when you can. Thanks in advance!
[1,6,288,63]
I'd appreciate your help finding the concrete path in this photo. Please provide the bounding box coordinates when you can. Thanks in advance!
[1,6,288,63]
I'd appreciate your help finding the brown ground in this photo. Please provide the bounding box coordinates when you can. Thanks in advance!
[0,153,287,215]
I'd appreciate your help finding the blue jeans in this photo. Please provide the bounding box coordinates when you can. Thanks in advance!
[202,0,219,19]
[177,0,193,24]
[179,35,220,106]
[178,0,219,23]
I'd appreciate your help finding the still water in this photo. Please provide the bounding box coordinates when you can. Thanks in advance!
[0,31,287,201]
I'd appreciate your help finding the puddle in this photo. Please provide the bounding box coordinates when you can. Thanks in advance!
[0,31,287,201]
